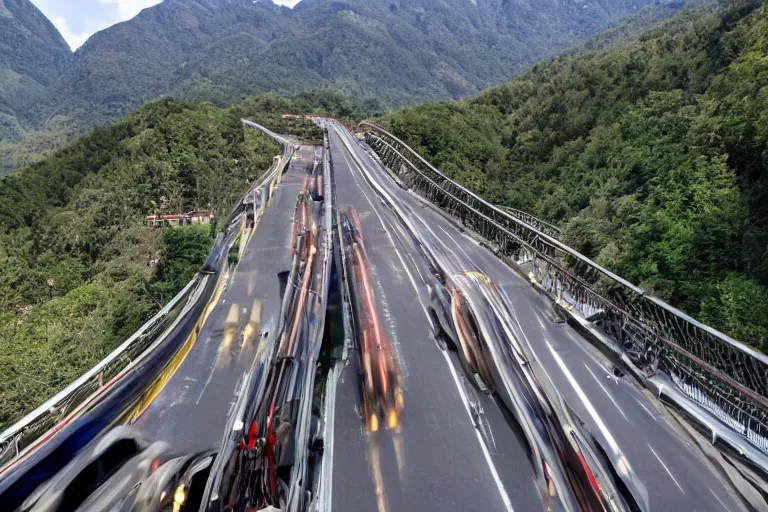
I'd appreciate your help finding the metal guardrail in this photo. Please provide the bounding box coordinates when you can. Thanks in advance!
[497,205,561,238]
[0,120,294,471]
[0,276,203,469]
[359,121,768,454]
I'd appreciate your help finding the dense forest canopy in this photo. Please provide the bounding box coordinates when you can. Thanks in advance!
[0,92,350,429]
[381,0,768,351]
[0,0,688,176]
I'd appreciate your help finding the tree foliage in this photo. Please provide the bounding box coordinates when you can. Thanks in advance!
[382,0,768,351]
[0,97,286,428]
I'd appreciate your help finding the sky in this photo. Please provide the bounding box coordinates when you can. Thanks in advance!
[31,0,302,51]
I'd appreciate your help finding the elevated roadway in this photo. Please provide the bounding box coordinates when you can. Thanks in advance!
[326,124,747,512]
[2,130,756,512]
[133,147,317,454]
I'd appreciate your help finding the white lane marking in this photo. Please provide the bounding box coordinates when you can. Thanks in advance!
[407,252,426,284]
[709,487,730,510]
[543,337,622,455]
[633,396,655,418]
[438,224,476,268]
[503,287,645,446]
[334,131,515,512]
[502,299,556,400]
[648,444,686,495]
[441,349,516,512]
[583,363,629,422]
[196,356,218,405]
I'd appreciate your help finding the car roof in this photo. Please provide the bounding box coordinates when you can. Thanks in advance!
[75,441,167,512]
[20,427,149,512]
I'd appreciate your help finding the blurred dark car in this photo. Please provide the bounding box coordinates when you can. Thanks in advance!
[130,451,215,512]
[19,426,167,512]
[17,424,216,512]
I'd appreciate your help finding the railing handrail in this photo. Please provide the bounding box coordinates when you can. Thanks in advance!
[360,124,646,289]
[0,278,198,445]
[497,205,561,234]
[0,120,293,462]
[359,122,563,237]
[360,121,768,367]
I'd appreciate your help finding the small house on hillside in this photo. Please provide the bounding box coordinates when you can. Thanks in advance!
[144,210,215,228]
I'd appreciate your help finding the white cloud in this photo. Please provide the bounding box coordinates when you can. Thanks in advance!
[39,0,301,50]
[97,0,163,20]
[34,0,160,50]
[50,15,97,50]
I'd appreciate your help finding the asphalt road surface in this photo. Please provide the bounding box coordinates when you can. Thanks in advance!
[134,147,316,455]
[329,128,537,512]
[327,125,747,512]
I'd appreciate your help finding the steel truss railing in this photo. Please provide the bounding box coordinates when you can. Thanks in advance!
[359,121,768,454]
[497,205,561,238]
[0,121,294,470]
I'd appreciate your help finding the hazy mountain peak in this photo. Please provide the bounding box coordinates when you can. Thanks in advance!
[0,0,71,141]
[1,0,681,173]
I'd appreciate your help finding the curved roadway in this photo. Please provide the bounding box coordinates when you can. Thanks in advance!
[133,147,316,455]
[326,124,746,512]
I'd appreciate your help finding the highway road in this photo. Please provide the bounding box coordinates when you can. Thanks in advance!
[327,128,538,512]
[133,147,317,455]
[3,129,756,512]
[326,124,748,512]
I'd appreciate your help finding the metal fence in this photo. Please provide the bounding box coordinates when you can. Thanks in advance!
[359,121,768,453]
[0,276,205,469]
[0,121,293,471]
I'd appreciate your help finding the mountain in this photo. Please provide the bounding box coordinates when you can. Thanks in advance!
[0,0,71,141]
[170,0,675,107]
[0,0,680,175]
[42,0,291,130]
[379,0,768,350]
[50,0,675,118]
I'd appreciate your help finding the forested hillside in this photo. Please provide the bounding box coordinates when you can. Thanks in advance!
[0,92,348,429]
[0,0,71,141]
[1,0,681,175]
[381,0,768,351]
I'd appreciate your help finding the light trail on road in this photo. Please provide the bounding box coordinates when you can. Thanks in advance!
[324,122,751,512]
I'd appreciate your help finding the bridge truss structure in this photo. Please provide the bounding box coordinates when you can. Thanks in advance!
[360,121,768,458]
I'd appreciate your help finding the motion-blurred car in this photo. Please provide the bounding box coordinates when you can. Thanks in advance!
[19,426,167,512]
[340,207,404,432]
[131,451,215,512]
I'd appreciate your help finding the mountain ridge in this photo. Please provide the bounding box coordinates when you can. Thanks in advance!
[0,0,71,141]
[1,0,687,175]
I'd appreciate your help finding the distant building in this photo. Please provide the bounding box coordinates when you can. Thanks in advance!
[144,210,215,227]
